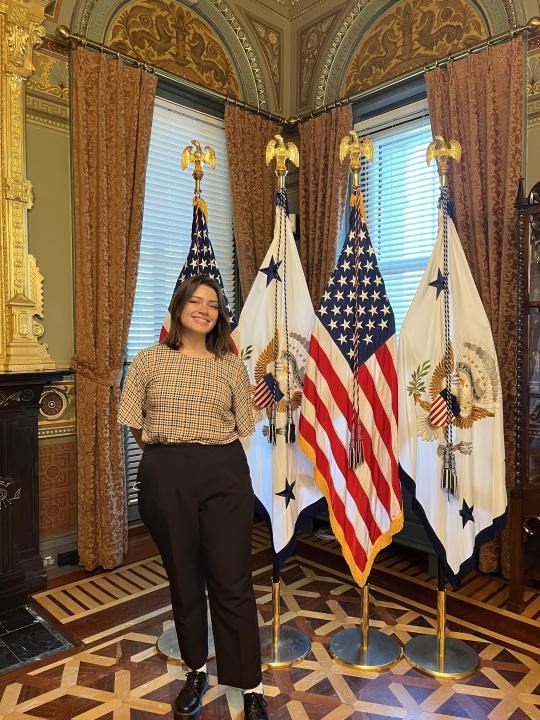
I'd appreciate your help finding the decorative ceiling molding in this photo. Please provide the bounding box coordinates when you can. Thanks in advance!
[313,0,368,108]
[297,4,345,113]
[315,0,521,108]
[70,0,271,108]
[274,0,301,7]
[242,11,283,110]
[206,0,269,107]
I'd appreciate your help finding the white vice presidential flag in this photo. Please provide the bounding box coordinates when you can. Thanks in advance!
[398,211,507,588]
[232,190,323,561]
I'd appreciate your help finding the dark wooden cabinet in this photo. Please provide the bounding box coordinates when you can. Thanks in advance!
[0,371,65,610]
[509,180,540,612]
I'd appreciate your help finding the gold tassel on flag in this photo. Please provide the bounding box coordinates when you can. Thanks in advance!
[194,195,209,221]
[348,414,364,469]
[339,131,373,470]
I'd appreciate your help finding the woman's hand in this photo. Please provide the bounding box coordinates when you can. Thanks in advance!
[130,427,145,449]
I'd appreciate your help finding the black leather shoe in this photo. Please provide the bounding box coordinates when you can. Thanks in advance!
[173,670,209,719]
[243,692,269,720]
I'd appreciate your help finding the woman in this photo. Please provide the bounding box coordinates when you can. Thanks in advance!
[118,275,268,720]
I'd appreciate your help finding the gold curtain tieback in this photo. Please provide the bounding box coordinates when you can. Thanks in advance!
[71,357,123,388]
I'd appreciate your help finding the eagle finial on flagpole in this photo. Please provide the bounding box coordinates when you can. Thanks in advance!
[181,140,216,195]
[426,136,461,188]
[265,134,299,190]
[339,130,373,191]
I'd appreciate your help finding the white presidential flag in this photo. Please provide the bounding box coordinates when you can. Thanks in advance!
[398,211,507,588]
[232,190,323,561]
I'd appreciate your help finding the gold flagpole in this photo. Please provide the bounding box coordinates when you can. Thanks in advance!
[403,137,478,679]
[156,140,216,664]
[328,131,401,670]
[259,136,310,668]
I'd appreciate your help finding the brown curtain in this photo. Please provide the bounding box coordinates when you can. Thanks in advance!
[426,37,524,577]
[72,47,157,570]
[299,106,352,306]
[224,105,281,299]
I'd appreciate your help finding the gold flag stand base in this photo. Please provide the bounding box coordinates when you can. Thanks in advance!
[330,627,401,670]
[328,585,401,670]
[404,634,479,680]
[156,625,216,663]
[404,561,479,680]
[156,600,216,663]
[260,624,311,668]
[260,576,311,668]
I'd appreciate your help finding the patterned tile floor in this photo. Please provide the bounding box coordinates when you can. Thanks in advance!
[1,547,539,720]
[303,534,540,622]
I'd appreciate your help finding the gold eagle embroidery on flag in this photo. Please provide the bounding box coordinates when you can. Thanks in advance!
[251,333,310,424]
[408,341,501,442]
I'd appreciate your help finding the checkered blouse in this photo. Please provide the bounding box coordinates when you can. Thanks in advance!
[118,344,255,445]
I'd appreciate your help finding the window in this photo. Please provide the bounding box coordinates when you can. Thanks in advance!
[355,101,440,336]
[124,97,234,515]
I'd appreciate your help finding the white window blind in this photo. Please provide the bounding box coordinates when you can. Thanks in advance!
[126,97,234,362]
[355,103,439,336]
[124,97,234,511]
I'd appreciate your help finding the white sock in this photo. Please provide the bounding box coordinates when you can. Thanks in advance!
[193,664,207,673]
[243,683,263,695]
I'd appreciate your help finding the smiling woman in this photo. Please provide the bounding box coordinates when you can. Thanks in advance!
[163,276,231,358]
[117,274,268,720]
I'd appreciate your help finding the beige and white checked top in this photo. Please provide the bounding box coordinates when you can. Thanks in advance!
[117,344,255,445]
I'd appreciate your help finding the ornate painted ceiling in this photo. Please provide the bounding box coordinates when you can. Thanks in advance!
[43,0,530,115]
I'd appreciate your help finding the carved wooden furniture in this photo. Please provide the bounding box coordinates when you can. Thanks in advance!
[509,180,540,612]
[0,371,64,610]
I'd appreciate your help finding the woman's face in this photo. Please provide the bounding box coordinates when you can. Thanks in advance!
[179,284,220,336]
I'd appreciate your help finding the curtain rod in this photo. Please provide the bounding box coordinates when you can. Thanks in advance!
[56,17,540,126]
[55,25,286,125]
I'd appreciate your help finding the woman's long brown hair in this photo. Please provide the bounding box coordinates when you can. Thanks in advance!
[164,275,232,357]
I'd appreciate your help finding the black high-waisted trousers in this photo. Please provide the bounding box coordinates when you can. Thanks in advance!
[137,440,262,689]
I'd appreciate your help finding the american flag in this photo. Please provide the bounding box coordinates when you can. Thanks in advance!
[298,194,403,587]
[159,197,235,342]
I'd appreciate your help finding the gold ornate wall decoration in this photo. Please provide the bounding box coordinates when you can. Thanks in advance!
[38,376,76,437]
[529,53,540,95]
[528,37,540,128]
[298,7,344,113]
[44,1,60,21]
[243,13,282,110]
[28,44,68,100]
[106,0,240,99]
[0,0,55,371]
[26,37,68,130]
[342,0,487,97]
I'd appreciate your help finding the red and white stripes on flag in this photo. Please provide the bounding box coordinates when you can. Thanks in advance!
[429,393,447,427]
[298,199,403,587]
